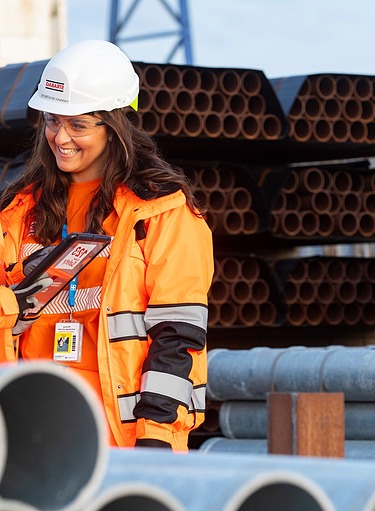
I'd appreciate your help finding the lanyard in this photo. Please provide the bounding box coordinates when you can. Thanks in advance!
[62,224,77,307]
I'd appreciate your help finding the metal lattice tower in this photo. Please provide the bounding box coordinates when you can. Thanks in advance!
[109,0,194,64]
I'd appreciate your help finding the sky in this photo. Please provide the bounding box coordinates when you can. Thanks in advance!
[67,0,375,80]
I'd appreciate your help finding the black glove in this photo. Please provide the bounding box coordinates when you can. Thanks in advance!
[11,277,53,335]
[22,246,55,276]
[12,277,53,315]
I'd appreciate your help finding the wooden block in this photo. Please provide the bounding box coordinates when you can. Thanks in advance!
[267,392,345,458]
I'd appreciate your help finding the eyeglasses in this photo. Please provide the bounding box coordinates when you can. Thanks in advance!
[43,112,105,137]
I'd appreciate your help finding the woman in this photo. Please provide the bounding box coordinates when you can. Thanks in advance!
[0,40,214,451]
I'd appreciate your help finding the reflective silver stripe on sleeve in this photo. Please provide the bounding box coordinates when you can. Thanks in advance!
[141,370,193,406]
[108,312,147,341]
[189,385,206,412]
[118,393,141,422]
[144,304,208,332]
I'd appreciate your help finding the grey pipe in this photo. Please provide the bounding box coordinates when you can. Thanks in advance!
[207,346,375,401]
[200,437,375,460]
[85,481,186,511]
[0,409,6,485]
[88,446,375,511]
[0,361,107,511]
[219,401,375,440]
[89,447,334,511]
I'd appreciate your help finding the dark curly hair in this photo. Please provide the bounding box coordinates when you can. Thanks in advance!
[0,109,203,245]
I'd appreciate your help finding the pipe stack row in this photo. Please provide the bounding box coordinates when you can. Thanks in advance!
[202,346,375,463]
[278,256,375,327]
[208,254,375,328]
[208,255,283,327]
[271,165,375,238]
[276,74,375,143]
[185,164,261,235]
[130,62,286,140]
[181,160,375,241]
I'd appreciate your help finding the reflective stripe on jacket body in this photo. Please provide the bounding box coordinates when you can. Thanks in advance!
[0,185,214,450]
[0,226,19,360]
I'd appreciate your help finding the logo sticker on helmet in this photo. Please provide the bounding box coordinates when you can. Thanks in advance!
[45,80,65,92]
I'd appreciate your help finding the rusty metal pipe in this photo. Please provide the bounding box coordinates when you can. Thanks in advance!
[247,95,266,117]
[335,75,354,100]
[200,69,218,92]
[141,111,161,136]
[222,114,242,138]
[160,112,183,136]
[238,302,260,326]
[183,113,204,137]
[218,69,242,95]
[286,302,307,326]
[324,302,345,325]
[259,302,277,326]
[209,279,231,304]
[152,89,174,114]
[261,114,282,140]
[221,257,242,282]
[202,113,222,138]
[229,187,252,211]
[242,210,260,234]
[174,89,194,114]
[219,302,238,326]
[240,70,262,96]
[241,114,261,139]
[241,258,261,281]
[312,118,333,142]
[318,214,336,237]
[198,166,221,190]
[163,65,182,91]
[331,119,351,142]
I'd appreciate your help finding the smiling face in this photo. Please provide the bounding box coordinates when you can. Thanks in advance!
[44,113,109,182]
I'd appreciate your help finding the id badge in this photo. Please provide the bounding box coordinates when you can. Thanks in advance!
[54,320,83,362]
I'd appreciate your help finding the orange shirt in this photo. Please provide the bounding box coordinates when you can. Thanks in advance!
[20,179,118,409]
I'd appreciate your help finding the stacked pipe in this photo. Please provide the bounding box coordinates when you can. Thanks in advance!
[285,74,375,143]
[277,256,375,327]
[208,256,282,327]
[203,346,375,462]
[271,164,375,239]
[185,163,262,235]
[131,62,287,140]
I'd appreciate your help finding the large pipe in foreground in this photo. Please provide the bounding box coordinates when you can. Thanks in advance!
[0,410,6,488]
[207,346,375,402]
[88,447,335,511]
[85,482,186,511]
[0,362,107,511]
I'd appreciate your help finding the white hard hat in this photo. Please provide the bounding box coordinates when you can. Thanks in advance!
[28,39,139,115]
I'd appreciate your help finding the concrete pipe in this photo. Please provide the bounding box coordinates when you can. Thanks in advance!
[94,447,334,511]
[0,361,107,511]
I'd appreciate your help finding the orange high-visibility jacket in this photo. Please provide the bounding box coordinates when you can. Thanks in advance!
[0,185,214,450]
[0,223,19,361]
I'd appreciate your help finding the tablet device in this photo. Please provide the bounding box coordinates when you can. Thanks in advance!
[13,232,111,318]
